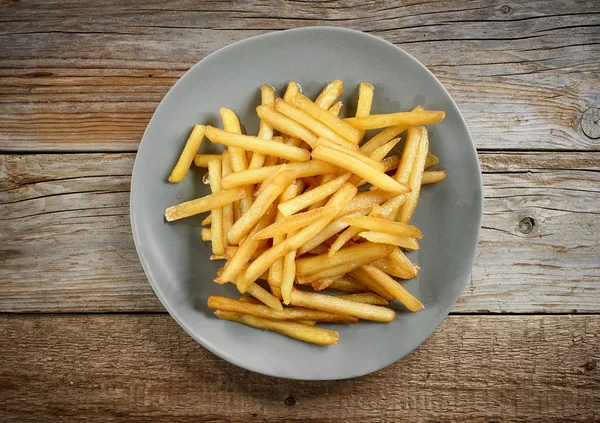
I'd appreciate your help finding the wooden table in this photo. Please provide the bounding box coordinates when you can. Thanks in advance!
[1,1,598,421]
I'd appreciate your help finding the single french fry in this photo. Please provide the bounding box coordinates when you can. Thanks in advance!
[227,169,297,245]
[296,242,394,276]
[422,169,447,185]
[283,81,301,103]
[247,84,277,170]
[425,153,439,169]
[278,173,351,216]
[216,205,276,284]
[312,145,409,194]
[241,278,283,311]
[275,99,357,149]
[315,138,385,171]
[210,255,225,260]
[369,137,402,162]
[381,155,401,174]
[341,216,422,238]
[397,127,429,223]
[306,174,337,211]
[201,228,211,241]
[238,183,357,292]
[337,292,389,306]
[359,265,424,312]
[293,94,362,144]
[290,289,395,323]
[348,267,395,301]
[328,101,343,116]
[254,206,336,240]
[314,80,343,109]
[359,231,420,250]
[355,82,374,141]
[201,214,212,225]
[206,126,310,162]
[208,296,357,323]
[193,153,222,168]
[214,310,339,345]
[345,110,445,130]
[296,265,351,284]
[281,246,297,304]
[221,150,234,239]
[256,105,318,148]
[221,160,337,190]
[372,247,419,279]
[394,126,422,185]
[358,106,423,155]
[165,188,246,222]
[207,159,225,255]
[168,124,206,183]
[325,276,366,293]
[309,274,345,291]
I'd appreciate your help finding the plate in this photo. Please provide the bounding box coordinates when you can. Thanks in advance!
[130,27,482,380]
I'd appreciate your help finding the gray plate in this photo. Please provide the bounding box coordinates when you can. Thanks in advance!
[130,27,482,380]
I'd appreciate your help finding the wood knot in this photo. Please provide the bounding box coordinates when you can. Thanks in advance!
[581,107,600,139]
[500,5,511,14]
[284,396,296,406]
[582,359,596,372]
[517,216,534,234]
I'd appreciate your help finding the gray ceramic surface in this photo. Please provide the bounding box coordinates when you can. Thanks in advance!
[130,27,482,380]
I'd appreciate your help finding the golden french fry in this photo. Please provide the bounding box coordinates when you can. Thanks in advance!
[425,153,439,169]
[359,265,424,312]
[201,228,211,241]
[168,124,206,183]
[380,155,400,174]
[296,242,394,276]
[315,138,385,171]
[360,126,406,155]
[283,81,301,103]
[221,151,234,239]
[256,105,318,148]
[241,277,283,311]
[328,276,368,293]
[238,183,358,292]
[281,247,297,304]
[208,296,357,323]
[216,205,277,284]
[312,145,409,194]
[207,159,225,255]
[314,80,343,109]
[227,169,297,245]
[193,153,222,168]
[422,169,447,185]
[338,189,394,217]
[394,126,423,185]
[275,99,358,149]
[345,110,445,130]
[397,127,430,223]
[328,101,343,116]
[341,216,422,238]
[214,310,339,345]
[348,267,395,301]
[221,160,337,190]
[290,289,395,322]
[293,94,362,144]
[355,82,374,141]
[165,188,246,222]
[304,243,330,255]
[278,173,351,216]
[248,84,277,170]
[205,126,310,162]
[337,292,389,306]
[369,137,402,162]
[254,206,336,240]
[314,136,359,151]
[309,274,345,291]
[201,214,212,225]
[359,231,420,250]
[372,247,419,279]
[296,266,349,284]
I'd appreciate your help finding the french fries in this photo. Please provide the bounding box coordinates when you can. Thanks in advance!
[164,80,446,345]
[168,125,206,183]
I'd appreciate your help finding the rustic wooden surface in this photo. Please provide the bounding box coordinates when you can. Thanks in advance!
[0,0,599,421]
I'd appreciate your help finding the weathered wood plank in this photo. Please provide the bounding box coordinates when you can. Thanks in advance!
[0,313,597,422]
[0,0,598,151]
[1,152,598,313]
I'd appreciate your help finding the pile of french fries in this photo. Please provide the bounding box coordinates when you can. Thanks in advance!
[165,80,447,345]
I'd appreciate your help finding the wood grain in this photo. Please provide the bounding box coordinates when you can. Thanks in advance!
[0,313,598,422]
[0,0,598,151]
[1,152,598,313]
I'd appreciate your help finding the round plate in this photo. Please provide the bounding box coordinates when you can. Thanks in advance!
[131,27,482,380]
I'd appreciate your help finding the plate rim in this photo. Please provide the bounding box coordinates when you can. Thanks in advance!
[130,26,483,380]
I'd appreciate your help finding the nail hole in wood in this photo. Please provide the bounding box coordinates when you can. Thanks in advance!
[581,107,600,139]
[500,5,511,14]
[284,396,296,406]
[517,216,534,234]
